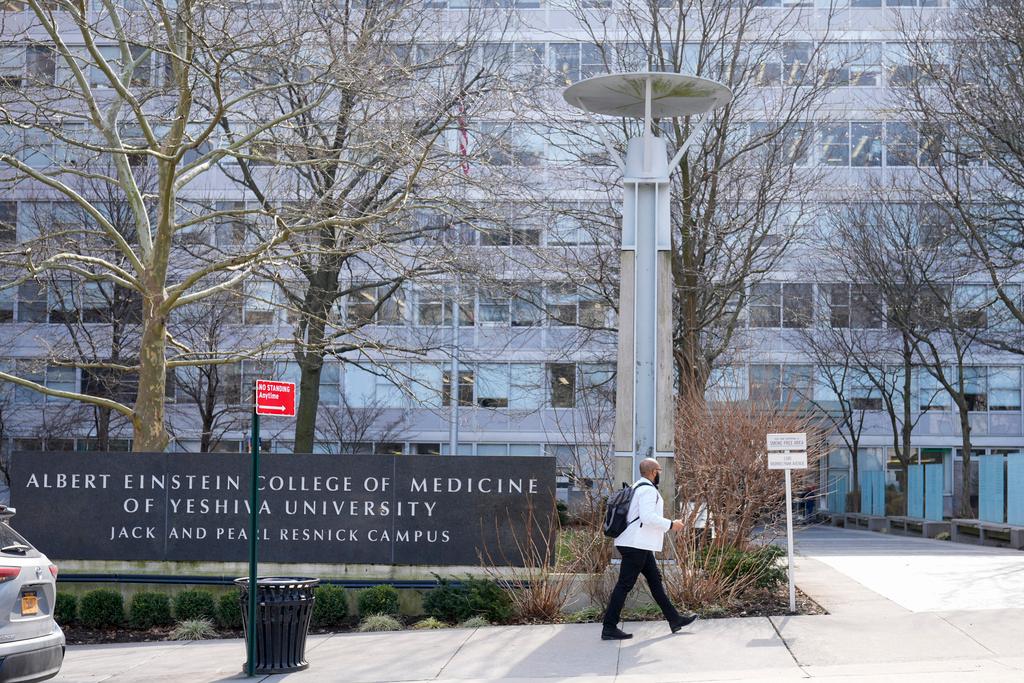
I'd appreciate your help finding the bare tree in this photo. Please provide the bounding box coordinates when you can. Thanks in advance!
[894,2,1024,357]
[831,198,990,518]
[219,1,515,453]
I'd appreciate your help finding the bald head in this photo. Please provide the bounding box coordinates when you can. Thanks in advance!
[639,458,660,478]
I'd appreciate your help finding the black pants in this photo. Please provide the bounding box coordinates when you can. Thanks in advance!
[603,546,681,629]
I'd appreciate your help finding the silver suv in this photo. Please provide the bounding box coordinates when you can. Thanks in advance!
[0,506,63,683]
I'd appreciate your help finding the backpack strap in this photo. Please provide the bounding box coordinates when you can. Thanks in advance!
[626,480,655,528]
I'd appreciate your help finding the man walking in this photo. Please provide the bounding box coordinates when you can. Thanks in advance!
[602,458,697,640]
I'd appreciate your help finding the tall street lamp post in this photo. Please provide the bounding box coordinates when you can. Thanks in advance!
[563,72,732,491]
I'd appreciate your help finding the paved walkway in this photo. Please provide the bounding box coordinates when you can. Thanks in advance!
[52,526,1024,682]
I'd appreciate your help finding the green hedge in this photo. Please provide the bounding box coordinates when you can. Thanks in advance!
[217,590,243,629]
[356,585,399,616]
[54,593,78,626]
[423,576,512,624]
[173,590,217,622]
[312,585,348,627]
[79,589,125,629]
[129,592,173,630]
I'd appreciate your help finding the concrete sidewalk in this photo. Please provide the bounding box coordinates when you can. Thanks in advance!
[52,526,1024,682]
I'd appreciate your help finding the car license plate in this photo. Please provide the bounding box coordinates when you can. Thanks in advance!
[21,592,38,616]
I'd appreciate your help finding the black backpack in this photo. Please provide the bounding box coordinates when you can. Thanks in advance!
[603,481,653,538]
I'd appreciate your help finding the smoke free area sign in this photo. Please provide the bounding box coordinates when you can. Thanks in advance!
[10,452,555,566]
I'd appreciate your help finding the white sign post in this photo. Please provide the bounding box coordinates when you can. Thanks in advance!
[767,432,807,614]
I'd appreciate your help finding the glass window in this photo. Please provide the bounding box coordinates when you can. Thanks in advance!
[416,288,444,326]
[510,443,543,456]
[783,283,813,328]
[828,283,850,328]
[410,363,443,408]
[580,43,606,80]
[81,282,111,323]
[578,288,611,328]
[17,281,47,323]
[750,364,781,403]
[25,45,55,86]
[885,43,917,87]
[375,370,404,408]
[0,285,13,322]
[0,201,15,245]
[378,286,407,325]
[244,281,275,325]
[963,366,987,411]
[818,124,850,166]
[848,42,881,86]
[548,211,580,246]
[510,364,544,409]
[476,364,510,408]
[851,284,882,329]
[549,363,576,408]
[707,366,746,402]
[886,123,918,166]
[782,42,810,85]
[344,364,376,408]
[319,362,341,406]
[14,360,43,404]
[45,365,77,400]
[749,283,781,328]
[988,367,1021,411]
[548,43,580,84]
[512,286,543,327]
[442,366,474,407]
[546,284,577,326]
[477,444,508,456]
[849,369,882,410]
[782,365,813,404]
[579,363,614,405]
[918,371,950,411]
[954,284,989,329]
[478,289,510,325]
[851,123,883,167]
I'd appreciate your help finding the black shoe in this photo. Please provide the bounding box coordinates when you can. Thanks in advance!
[670,613,698,633]
[601,627,633,640]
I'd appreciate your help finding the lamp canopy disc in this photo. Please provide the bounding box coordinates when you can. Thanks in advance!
[563,72,732,118]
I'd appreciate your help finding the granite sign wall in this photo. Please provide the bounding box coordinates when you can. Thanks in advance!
[10,452,555,566]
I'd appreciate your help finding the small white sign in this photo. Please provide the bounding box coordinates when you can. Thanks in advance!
[768,451,808,470]
[767,432,807,452]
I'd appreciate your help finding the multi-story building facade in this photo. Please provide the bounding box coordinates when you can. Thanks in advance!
[0,1,1020,518]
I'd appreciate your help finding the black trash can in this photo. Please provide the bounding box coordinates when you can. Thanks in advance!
[235,576,319,674]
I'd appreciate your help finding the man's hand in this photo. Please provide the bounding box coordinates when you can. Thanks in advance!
[670,519,684,532]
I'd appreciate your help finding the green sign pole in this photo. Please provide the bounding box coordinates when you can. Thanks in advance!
[246,406,260,676]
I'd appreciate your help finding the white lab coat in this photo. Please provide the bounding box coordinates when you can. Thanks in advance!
[614,478,672,552]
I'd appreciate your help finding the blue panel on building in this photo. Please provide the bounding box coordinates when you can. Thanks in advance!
[828,473,848,513]
[860,473,873,516]
[1007,454,1024,526]
[871,471,885,517]
[908,465,924,518]
[979,455,1005,524]
[925,463,944,522]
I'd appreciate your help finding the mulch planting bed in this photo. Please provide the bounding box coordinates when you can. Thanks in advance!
[62,590,825,645]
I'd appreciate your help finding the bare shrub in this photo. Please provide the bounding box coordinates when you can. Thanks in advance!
[663,392,827,608]
[480,504,573,623]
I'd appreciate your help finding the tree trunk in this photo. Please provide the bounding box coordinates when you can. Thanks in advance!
[957,404,974,518]
[133,293,168,452]
[901,338,914,516]
[95,406,110,451]
[293,281,332,454]
[849,437,860,513]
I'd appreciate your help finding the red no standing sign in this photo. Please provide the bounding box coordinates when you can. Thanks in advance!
[254,380,296,417]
